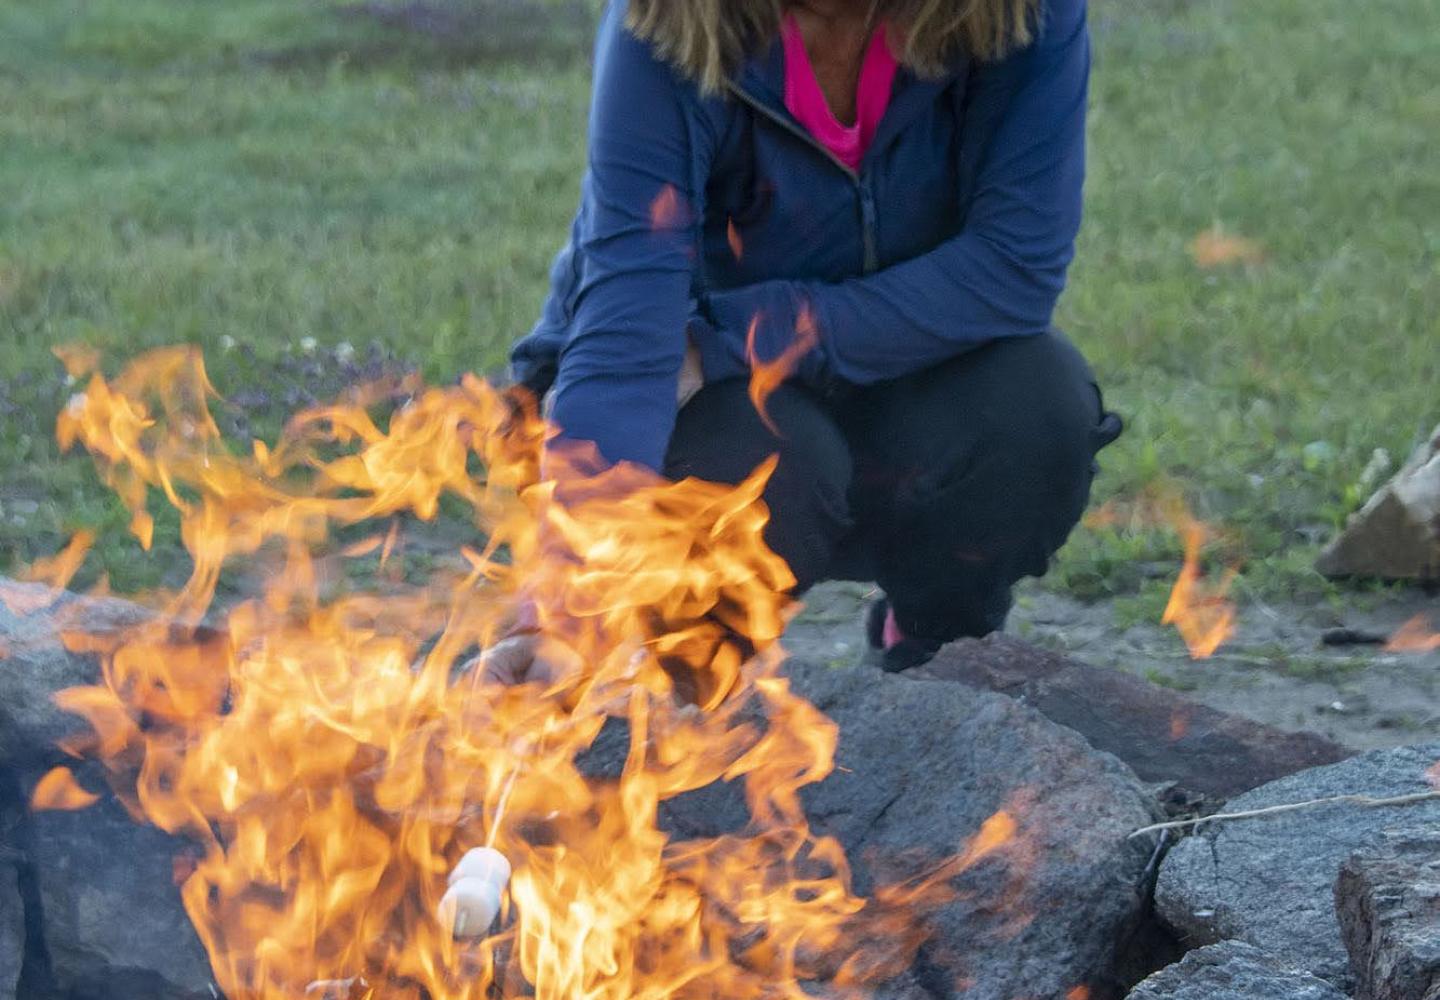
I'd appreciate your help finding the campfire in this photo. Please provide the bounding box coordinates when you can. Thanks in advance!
[12,347,1432,1000]
[24,347,1014,999]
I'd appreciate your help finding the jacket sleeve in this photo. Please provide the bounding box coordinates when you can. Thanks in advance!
[699,0,1088,388]
[546,3,717,473]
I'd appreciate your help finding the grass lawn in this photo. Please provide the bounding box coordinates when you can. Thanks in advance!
[1,0,1437,606]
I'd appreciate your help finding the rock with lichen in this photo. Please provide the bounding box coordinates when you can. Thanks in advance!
[1317,424,1440,582]
[1155,743,1440,991]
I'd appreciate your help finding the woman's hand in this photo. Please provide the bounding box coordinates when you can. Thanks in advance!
[468,632,586,688]
[677,340,704,406]
[470,633,557,687]
[472,633,545,686]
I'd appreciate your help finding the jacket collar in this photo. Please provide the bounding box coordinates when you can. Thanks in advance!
[729,36,968,172]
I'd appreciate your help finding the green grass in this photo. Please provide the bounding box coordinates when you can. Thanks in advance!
[0,0,592,585]
[1061,0,1440,601]
[1,0,1437,601]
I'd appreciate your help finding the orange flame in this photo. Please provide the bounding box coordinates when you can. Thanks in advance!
[1188,226,1264,268]
[1086,490,1239,659]
[54,342,102,379]
[35,347,1018,999]
[30,766,101,811]
[341,534,385,558]
[649,185,687,231]
[20,529,95,592]
[727,218,744,262]
[745,307,820,436]
[959,809,1016,864]
[1168,710,1190,742]
[1080,500,1120,530]
[1161,512,1238,659]
[1385,614,1440,653]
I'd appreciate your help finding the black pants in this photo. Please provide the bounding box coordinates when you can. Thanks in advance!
[664,331,1123,644]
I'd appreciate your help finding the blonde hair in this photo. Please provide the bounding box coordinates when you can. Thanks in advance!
[627,0,1041,94]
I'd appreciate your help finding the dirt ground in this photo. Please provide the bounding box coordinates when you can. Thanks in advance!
[785,579,1440,753]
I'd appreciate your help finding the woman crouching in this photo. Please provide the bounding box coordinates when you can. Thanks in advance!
[499,0,1123,677]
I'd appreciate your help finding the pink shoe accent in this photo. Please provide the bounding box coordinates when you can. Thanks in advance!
[881,606,906,650]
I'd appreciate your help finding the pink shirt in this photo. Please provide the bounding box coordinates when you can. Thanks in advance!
[781,13,899,172]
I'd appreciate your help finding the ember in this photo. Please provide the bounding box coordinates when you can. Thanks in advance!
[31,347,1002,999]
[1085,490,1239,659]
[746,306,821,436]
[28,766,99,812]
[1385,613,1440,653]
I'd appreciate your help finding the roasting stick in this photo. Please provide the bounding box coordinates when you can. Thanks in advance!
[443,706,571,940]
[447,640,575,940]
[485,764,519,850]
[439,748,536,939]
[439,627,548,939]
[302,774,524,994]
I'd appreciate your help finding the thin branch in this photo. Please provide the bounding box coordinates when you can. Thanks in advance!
[1129,789,1440,840]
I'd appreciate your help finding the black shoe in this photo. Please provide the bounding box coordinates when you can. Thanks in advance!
[863,596,941,672]
[880,637,942,672]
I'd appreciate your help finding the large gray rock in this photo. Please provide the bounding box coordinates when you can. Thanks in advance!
[0,579,148,766]
[1127,940,1350,999]
[788,660,1161,1000]
[1,859,21,1000]
[915,633,1352,803]
[592,658,1163,1000]
[1336,827,1440,1000]
[1,580,216,998]
[1156,743,1440,990]
[27,786,215,999]
[808,970,930,999]
[1318,423,1440,581]
[4,583,1160,999]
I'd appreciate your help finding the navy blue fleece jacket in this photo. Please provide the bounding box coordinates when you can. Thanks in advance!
[511,0,1089,473]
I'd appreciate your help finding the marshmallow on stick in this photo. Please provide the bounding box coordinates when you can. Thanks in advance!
[439,846,512,939]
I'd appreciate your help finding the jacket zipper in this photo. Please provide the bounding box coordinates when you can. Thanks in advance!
[726,83,858,180]
[724,83,880,274]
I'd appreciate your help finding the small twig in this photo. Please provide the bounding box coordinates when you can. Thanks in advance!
[1320,626,1388,647]
[1129,789,1440,840]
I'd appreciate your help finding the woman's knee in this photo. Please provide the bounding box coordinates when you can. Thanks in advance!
[666,381,849,482]
[868,335,1103,507]
[664,380,853,589]
[987,331,1106,456]
[973,334,1118,491]
[858,332,1118,590]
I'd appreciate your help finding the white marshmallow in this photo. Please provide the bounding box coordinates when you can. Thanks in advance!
[439,876,504,939]
[447,846,512,888]
[439,847,512,939]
